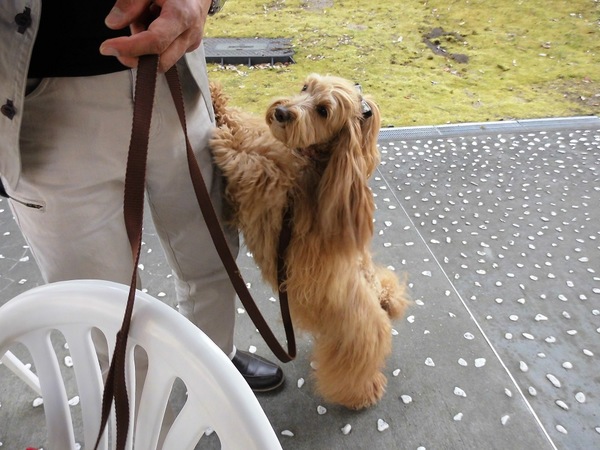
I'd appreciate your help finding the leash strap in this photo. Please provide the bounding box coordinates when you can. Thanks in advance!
[163,67,296,362]
[94,54,295,449]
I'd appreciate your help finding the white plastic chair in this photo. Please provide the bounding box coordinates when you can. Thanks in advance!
[0,280,282,450]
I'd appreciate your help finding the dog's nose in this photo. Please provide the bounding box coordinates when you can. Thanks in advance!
[274,106,292,123]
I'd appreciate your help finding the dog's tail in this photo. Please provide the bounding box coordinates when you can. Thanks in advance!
[209,81,229,128]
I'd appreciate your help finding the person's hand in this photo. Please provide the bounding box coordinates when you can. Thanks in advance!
[100,0,212,72]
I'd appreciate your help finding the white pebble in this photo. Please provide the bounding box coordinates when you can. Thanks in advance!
[392,369,401,377]
[501,415,510,425]
[453,412,463,421]
[504,388,512,397]
[68,396,80,406]
[317,405,327,415]
[458,358,468,367]
[400,395,413,404]
[575,392,586,403]
[33,397,43,407]
[377,419,390,432]
[464,332,475,340]
[281,430,294,437]
[425,357,435,367]
[546,374,561,388]
[528,386,537,396]
[555,400,569,410]
[64,356,73,368]
[535,314,548,321]
[422,270,432,277]
[341,424,352,435]
[297,378,305,388]
[583,349,594,356]
[454,387,466,397]
[475,358,486,368]
[248,345,257,354]
[519,361,528,372]
[407,315,415,323]
[562,361,573,369]
[556,425,568,434]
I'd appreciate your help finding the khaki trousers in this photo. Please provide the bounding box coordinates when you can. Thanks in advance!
[8,64,238,354]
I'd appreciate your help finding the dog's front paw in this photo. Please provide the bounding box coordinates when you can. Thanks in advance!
[210,124,233,150]
[317,370,387,410]
[376,266,410,320]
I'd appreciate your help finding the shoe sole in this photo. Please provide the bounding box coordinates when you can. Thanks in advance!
[251,375,285,393]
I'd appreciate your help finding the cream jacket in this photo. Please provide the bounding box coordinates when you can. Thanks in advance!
[0,1,213,193]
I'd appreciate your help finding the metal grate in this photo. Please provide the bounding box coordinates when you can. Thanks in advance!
[204,37,295,66]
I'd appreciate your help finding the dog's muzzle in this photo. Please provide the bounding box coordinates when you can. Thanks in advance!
[274,106,293,123]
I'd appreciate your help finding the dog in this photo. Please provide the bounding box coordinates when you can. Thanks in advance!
[209,74,409,409]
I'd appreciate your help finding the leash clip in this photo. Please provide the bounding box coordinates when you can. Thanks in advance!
[354,83,373,118]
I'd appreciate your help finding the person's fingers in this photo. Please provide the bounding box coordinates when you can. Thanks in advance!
[105,0,152,29]
[157,29,202,71]
[100,0,207,70]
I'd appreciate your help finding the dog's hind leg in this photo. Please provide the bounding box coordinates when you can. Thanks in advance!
[311,284,393,409]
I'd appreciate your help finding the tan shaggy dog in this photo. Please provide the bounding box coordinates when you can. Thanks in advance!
[209,74,409,409]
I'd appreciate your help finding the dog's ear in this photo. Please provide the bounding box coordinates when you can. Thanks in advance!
[317,114,377,250]
[359,97,381,177]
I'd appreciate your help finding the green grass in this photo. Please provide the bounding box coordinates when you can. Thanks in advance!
[205,0,600,127]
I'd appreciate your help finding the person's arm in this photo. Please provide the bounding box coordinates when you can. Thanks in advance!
[100,0,214,72]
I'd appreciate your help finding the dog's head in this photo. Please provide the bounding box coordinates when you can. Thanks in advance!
[267,74,382,249]
[266,74,381,175]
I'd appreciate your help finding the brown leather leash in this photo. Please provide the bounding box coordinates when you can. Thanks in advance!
[94,54,296,449]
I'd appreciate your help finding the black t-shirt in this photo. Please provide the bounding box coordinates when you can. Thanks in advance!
[28,1,131,77]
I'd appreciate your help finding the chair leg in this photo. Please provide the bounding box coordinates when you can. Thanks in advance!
[1,350,42,396]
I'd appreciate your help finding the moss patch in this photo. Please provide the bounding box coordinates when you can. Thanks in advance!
[205,0,600,126]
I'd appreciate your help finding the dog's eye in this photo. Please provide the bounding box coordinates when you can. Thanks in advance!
[301,84,308,92]
[316,105,328,118]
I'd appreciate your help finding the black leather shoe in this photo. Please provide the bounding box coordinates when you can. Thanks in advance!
[231,350,284,392]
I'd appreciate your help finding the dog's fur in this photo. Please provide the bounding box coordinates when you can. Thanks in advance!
[209,74,409,409]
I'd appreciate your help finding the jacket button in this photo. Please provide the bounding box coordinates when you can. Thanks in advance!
[1,100,16,120]
[15,7,32,33]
